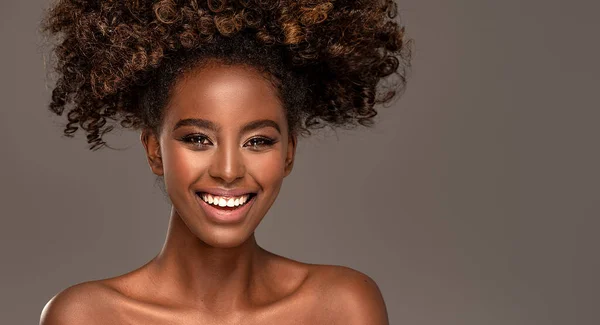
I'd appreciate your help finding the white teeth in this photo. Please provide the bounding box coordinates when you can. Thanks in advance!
[200,193,252,208]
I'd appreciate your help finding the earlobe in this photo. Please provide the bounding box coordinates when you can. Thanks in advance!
[140,129,164,176]
[284,133,297,177]
[284,158,294,176]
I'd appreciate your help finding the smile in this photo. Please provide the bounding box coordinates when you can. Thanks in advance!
[198,192,253,208]
[195,191,257,224]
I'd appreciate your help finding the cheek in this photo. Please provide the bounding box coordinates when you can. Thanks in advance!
[163,145,210,189]
[244,150,286,189]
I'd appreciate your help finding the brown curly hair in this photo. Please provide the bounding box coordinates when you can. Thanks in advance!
[41,0,413,151]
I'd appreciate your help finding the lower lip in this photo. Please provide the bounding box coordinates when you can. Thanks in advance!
[195,193,256,224]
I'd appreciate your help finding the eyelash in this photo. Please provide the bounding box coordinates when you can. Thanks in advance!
[180,134,277,150]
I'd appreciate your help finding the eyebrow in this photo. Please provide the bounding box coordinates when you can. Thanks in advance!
[172,118,220,132]
[240,119,281,134]
[172,118,281,134]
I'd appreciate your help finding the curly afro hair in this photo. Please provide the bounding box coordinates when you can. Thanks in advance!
[42,0,413,151]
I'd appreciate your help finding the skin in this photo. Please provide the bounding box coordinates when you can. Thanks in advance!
[40,61,389,325]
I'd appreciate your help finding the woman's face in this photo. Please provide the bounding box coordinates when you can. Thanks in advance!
[141,62,296,248]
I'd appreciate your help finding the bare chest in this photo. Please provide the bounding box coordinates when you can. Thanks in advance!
[104,294,335,325]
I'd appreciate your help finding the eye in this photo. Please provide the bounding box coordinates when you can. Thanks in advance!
[181,134,213,148]
[244,137,276,150]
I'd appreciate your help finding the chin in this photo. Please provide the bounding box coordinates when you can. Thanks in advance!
[195,227,256,249]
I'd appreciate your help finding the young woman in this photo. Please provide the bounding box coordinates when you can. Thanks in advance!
[40,0,411,324]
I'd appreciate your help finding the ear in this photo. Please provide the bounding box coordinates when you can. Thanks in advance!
[140,128,164,176]
[284,132,297,177]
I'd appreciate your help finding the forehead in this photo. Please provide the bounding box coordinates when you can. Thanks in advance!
[164,62,286,129]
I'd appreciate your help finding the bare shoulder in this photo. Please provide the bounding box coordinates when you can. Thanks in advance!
[304,264,389,325]
[40,280,119,325]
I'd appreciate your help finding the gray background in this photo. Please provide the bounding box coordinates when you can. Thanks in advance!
[1,0,598,324]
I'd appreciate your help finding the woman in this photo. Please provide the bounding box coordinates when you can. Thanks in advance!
[40,0,411,324]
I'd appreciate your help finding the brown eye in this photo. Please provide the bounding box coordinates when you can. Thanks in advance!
[244,137,276,150]
[181,134,213,148]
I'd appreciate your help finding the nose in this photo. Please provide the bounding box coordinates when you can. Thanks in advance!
[208,141,246,184]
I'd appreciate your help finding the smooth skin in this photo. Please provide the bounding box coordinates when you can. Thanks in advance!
[40,61,389,325]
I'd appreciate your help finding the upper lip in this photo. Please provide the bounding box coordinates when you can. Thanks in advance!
[196,188,256,197]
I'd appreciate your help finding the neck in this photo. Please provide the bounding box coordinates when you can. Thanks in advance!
[150,206,266,313]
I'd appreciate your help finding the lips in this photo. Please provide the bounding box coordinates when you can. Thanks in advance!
[196,188,256,197]
[197,192,254,208]
[195,191,257,224]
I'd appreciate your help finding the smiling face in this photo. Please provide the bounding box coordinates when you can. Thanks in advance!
[141,61,296,248]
